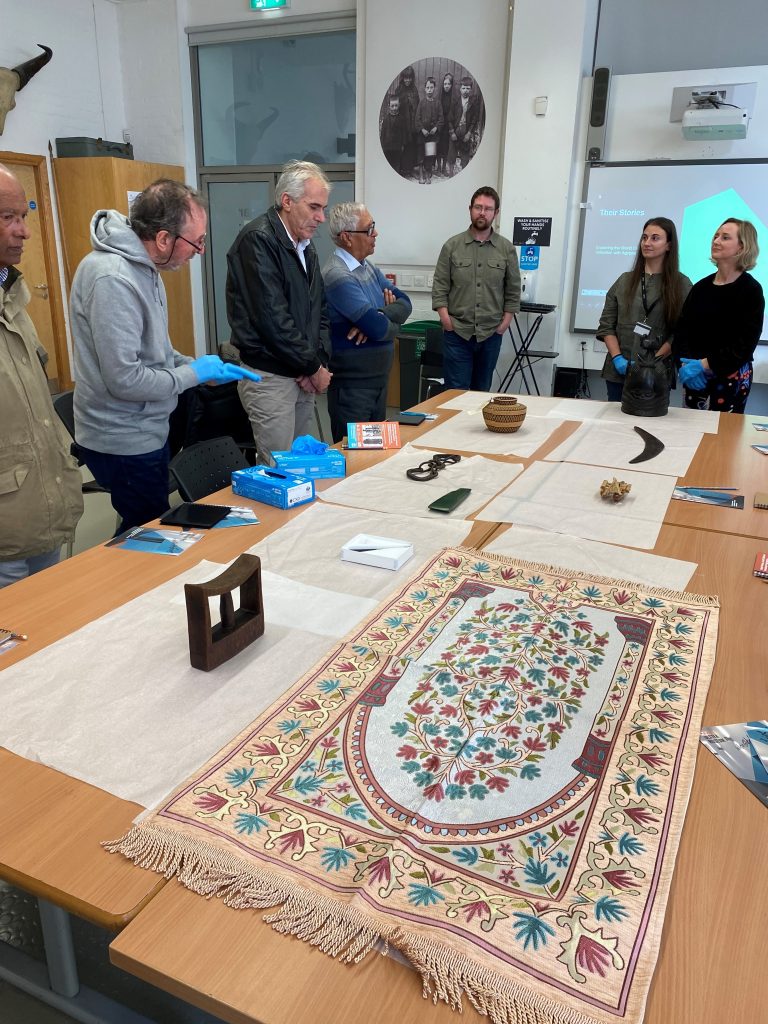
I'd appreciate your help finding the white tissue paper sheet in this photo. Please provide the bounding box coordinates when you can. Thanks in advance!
[319,444,522,519]
[475,460,676,550]
[546,399,720,432]
[544,420,704,477]
[413,410,563,458]
[0,507,474,808]
[482,524,697,591]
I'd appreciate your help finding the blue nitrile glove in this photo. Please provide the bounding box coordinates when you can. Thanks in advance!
[612,354,629,375]
[291,434,328,454]
[678,358,707,391]
[189,355,261,385]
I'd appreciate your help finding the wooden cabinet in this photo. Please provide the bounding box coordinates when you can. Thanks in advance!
[53,157,196,357]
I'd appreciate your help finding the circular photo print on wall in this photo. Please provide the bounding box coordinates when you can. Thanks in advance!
[379,58,486,184]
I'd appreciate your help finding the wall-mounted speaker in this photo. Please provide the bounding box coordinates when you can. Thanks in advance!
[586,66,610,162]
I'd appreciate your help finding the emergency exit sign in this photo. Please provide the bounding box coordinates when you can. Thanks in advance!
[250,0,289,9]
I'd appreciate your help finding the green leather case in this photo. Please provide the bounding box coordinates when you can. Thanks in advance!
[428,488,471,514]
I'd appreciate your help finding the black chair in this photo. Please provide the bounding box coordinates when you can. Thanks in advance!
[53,389,176,496]
[52,390,108,496]
[168,381,257,460]
[169,436,250,502]
[419,325,444,402]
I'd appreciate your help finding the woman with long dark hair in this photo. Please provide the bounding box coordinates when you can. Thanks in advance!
[436,72,454,177]
[396,65,419,179]
[597,217,691,402]
[673,218,764,413]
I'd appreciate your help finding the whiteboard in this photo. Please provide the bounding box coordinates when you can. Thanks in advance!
[570,160,768,338]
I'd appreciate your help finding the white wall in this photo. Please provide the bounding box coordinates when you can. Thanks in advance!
[0,0,125,156]
[497,0,598,390]
[116,0,186,166]
[360,0,510,272]
[0,0,127,365]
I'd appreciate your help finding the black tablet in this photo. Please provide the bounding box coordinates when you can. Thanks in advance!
[159,502,231,529]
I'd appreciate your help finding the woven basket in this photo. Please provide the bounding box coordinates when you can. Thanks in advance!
[482,395,527,433]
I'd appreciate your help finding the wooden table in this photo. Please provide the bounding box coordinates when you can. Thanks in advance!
[0,425,493,928]
[0,423,495,1020]
[3,395,766,1022]
[408,397,768,540]
[108,521,768,1024]
[661,412,768,539]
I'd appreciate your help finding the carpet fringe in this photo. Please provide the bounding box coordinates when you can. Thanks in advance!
[106,823,600,1024]
[456,544,719,605]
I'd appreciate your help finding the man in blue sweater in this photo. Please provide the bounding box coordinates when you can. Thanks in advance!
[321,203,412,442]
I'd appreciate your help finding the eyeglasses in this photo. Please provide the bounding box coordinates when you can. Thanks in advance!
[471,204,496,215]
[176,233,207,253]
[345,222,376,237]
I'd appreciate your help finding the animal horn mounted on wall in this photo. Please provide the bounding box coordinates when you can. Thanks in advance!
[0,44,53,135]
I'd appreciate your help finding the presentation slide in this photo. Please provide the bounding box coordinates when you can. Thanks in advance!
[571,160,768,339]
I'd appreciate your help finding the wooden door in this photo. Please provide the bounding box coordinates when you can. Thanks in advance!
[0,151,69,390]
[54,157,197,358]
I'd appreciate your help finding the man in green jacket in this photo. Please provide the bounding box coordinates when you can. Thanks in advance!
[432,185,520,392]
[0,163,83,587]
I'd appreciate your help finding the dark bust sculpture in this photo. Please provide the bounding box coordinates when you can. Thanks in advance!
[621,336,670,417]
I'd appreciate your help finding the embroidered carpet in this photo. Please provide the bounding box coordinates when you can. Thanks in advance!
[108,547,718,1024]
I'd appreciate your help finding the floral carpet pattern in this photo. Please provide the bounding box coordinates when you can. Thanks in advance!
[109,548,718,1024]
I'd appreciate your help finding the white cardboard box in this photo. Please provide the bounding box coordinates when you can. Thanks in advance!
[341,534,414,571]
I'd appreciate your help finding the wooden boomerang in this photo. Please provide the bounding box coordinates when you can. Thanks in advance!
[629,425,665,463]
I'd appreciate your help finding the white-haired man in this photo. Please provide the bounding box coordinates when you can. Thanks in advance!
[322,203,412,442]
[227,160,333,462]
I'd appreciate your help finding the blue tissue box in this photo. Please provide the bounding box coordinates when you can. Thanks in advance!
[231,467,315,510]
[272,449,346,479]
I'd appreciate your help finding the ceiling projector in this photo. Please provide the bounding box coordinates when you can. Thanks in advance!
[682,104,748,140]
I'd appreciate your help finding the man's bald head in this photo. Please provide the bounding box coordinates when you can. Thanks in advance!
[0,164,31,269]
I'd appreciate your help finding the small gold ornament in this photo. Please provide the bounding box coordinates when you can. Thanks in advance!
[600,478,632,503]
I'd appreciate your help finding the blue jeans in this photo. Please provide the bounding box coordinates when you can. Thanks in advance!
[0,549,61,589]
[605,380,624,402]
[77,443,170,535]
[443,330,503,392]
[327,382,388,444]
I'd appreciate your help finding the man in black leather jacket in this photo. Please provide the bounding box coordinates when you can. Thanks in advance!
[226,160,332,463]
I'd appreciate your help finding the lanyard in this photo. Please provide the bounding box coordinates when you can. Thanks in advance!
[640,274,659,318]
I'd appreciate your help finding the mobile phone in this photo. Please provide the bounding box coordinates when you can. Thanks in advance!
[397,412,426,426]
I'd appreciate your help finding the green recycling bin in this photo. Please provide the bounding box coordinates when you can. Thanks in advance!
[397,319,441,410]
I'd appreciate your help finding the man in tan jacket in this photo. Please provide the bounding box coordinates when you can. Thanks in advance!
[0,163,82,587]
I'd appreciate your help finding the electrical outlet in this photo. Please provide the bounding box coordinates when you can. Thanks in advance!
[426,273,434,287]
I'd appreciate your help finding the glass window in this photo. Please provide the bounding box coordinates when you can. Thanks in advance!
[206,179,273,346]
[198,31,356,167]
[202,174,354,348]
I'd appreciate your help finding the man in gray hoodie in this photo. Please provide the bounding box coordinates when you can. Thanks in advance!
[70,179,256,533]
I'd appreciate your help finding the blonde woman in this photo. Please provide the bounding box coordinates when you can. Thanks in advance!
[673,218,764,412]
